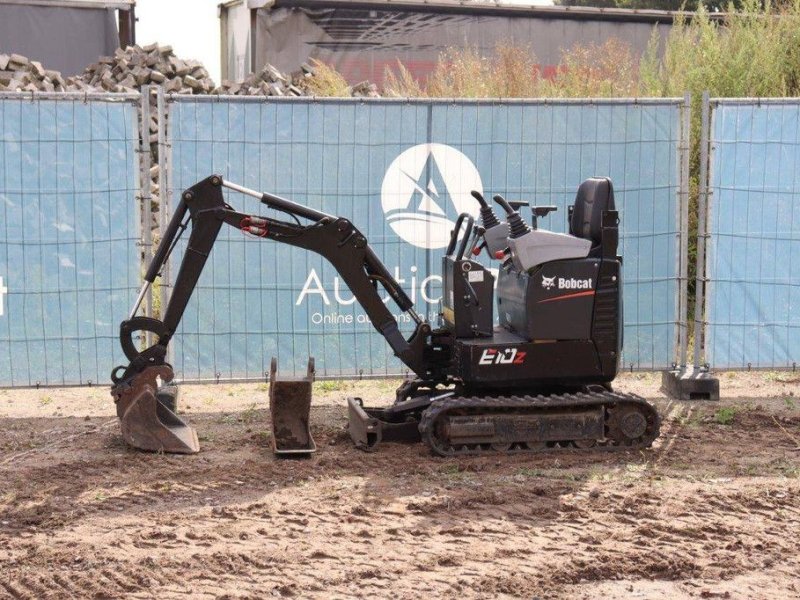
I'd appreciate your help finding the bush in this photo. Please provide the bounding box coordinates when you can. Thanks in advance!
[321,1,800,100]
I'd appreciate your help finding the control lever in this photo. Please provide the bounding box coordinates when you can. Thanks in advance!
[471,190,509,257]
[467,224,485,256]
[493,194,531,239]
[470,190,501,228]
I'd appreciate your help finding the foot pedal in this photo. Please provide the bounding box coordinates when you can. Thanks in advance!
[112,365,199,454]
[269,357,316,457]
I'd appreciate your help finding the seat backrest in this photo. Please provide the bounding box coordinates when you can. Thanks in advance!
[570,177,615,245]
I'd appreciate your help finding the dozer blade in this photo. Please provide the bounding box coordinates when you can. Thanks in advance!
[269,357,316,456]
[347,397,422,451]
[111,365,199,454]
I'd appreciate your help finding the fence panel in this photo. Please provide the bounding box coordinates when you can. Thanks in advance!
[706,100,800,369]
[166,97,684,380]
[0,93,141,386]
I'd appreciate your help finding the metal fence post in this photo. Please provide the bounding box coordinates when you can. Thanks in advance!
[662,91,720,400]
[156,86,169,320]
[138,86,154,341]
[161,88,176,369]
[678,92,691,368]
[693,91,711,369]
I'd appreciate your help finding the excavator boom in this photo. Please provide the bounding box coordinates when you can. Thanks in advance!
[111,175,435,454]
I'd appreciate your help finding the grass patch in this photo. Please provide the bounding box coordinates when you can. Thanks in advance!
[439,463,462,476]
[218,413,237,425]
[218,404,260,425]
[437,463,475,482]
[516,467,544,478]
[315,380,348,393]
[677,411,703,428]
[714,407,737,425]
[240,403,260,424]
[732,462,760,477]
[774,461,800,479]
[251,431,270,445]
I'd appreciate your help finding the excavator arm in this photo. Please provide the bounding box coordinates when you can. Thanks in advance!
[110,175,434,455]
[112,174,432,386]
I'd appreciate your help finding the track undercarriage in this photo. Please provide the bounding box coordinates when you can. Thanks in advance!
[348,383,660,456]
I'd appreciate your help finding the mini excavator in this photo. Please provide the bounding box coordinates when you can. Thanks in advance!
[111,174,660,457]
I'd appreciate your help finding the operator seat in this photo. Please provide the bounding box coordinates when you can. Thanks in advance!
[570,177,616,257]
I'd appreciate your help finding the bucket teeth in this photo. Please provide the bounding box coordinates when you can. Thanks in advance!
[111,365,199,454]
[269,357,316,456]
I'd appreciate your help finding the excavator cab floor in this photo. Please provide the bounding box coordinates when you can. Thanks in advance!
[111,365,199,454]
[269,357,316,457]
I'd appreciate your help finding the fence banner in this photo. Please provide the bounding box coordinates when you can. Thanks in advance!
[0,94,140,386]
[706,100,800,369]
[166,97,684,380]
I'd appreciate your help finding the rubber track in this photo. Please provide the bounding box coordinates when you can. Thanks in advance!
[418,390,660,457]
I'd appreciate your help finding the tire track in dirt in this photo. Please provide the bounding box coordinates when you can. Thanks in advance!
[2,398,799,598]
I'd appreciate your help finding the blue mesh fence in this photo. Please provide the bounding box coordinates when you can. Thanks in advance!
[0,94,140,386]
[706,100,800,369]
[165,97,684,380]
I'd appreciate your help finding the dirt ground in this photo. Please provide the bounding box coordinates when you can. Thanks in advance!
[1,371,799,599]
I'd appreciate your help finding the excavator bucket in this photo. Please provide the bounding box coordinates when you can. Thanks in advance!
[111,365,199,454]
[269,357,316,456]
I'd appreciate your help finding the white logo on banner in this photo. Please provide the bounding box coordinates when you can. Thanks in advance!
[380,144,483,250]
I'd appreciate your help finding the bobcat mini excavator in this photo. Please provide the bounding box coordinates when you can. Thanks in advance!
[111,174,660,457]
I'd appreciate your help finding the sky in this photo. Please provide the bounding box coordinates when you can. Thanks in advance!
[135,0,223,84]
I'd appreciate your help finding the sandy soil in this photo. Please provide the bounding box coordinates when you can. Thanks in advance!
[0,372,799,599]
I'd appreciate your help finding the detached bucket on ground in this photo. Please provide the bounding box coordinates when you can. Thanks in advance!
[269,357,316,456]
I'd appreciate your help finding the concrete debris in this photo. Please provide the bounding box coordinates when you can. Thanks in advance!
[0,45,218,94]
[0,45,379,98]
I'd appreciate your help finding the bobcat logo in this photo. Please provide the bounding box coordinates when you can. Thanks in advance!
[541,275,556,290]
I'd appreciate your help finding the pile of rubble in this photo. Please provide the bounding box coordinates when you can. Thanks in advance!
[214,62,379,97]
[216,63,308,96]
[0,53,70,92]
[0,45,379,97]
[0,45,217,94]
[80,43,216,94]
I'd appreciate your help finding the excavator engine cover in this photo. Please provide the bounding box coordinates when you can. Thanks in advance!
[269,357,316,456]
[111,364,199,454]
